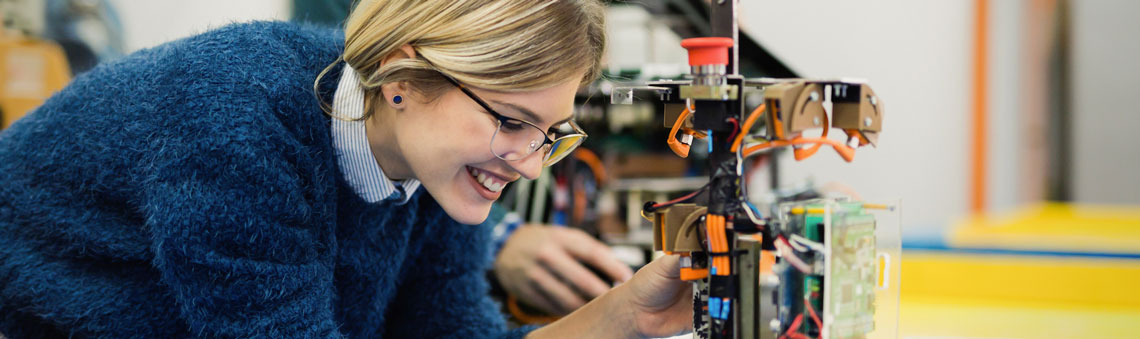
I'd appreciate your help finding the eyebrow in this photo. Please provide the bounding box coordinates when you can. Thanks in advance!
[491,100,573,129]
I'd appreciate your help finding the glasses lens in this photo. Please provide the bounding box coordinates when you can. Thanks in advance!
[490,119,548,161]
[542,134,585,167]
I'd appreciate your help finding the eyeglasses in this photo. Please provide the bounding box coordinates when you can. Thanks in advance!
[440,75,587,167]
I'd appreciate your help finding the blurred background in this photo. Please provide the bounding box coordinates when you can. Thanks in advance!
[2,0,1138,338]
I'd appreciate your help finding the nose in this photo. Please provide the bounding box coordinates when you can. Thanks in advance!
[508,149,545,180]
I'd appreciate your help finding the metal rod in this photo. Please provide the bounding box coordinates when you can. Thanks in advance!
[710,0,739,75]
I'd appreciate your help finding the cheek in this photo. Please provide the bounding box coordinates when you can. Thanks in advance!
[460,122,490,153]
[410,109,494,168]
[440,113,495,159]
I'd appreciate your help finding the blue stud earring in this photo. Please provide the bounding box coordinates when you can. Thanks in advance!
[393,95,403,104]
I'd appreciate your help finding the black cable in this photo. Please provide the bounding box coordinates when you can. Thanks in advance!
[642,181,712,213]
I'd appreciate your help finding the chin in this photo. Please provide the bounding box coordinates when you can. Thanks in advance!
[438,164,507,225]
[421,164,503,225]
[439,202,492,225]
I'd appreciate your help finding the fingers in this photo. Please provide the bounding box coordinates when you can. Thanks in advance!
[514,280,564,316]
[625,255,684,305]
[559,228,635,283]
[646,253,682,280]
[539,245,612,298]
[625,255,690,316]
[526,262,588,314]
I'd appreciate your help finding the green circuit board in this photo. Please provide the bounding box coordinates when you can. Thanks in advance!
[777,200,881,339]
[825,207,877,339]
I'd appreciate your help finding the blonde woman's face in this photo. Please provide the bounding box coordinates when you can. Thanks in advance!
[395,79,581,224]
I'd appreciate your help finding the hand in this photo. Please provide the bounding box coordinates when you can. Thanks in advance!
[494,224,634,315]
[617,255,693,338]
[527,255,693,339]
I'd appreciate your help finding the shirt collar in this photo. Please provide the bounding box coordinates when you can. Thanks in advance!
[330,64,421,204]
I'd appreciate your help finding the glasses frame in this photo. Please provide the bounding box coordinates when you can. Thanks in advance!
[439,75,587,166]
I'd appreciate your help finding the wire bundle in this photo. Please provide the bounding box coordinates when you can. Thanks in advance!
[728,102,858,162]
[774,235,812,273]
[706,214,731,275]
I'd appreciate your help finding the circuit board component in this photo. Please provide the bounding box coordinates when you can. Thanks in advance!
[824,205,877,339]
[772,201,879,339]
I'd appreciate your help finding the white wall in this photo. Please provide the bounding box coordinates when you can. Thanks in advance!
[605,5,689,77]
[110,0,291,53]
[987,0,1024,213]
[1071,0,1140,205]
[740,0,973,237]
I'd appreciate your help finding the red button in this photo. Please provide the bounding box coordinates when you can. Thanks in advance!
[680,37,734,66]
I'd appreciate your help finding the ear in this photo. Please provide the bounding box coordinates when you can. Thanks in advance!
[379,45,418,108]
[380,81,408,109]
[381,44,418,66]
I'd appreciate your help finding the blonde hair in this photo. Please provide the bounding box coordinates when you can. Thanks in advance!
[318,0,606,119]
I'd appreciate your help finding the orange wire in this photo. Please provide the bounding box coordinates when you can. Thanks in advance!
[667,105,703,158]
[684,128,708,139]
[735,100,863,163]
[706,214,730,276]
[572,183,587,224]
[743,139,792,154]
[571,148,606,184]
[722,217,729,273]
[805,297,823,329]
[792,111,830,160]
[730,103,766,151]
[713,215,723,274]
[714,220,723,274]
[778,314,806,339]
[506,294,560,324]
[770,103,785,140]
[742,137,855,162]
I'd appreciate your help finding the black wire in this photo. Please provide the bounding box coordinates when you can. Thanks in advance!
[643,181,712,213]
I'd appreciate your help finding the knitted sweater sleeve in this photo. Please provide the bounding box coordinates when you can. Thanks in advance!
[384,205,537,338]
[136,25,342,338]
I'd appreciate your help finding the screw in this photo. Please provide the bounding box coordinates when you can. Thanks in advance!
[813,117,821,126]
[809,91,820,102]
[864,117,873,127]
[869,95,878,106]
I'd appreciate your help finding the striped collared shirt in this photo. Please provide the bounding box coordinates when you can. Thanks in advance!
[331,65,421,204]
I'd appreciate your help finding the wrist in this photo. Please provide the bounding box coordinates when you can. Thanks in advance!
[527,284,639,339]
[608,283,645,338]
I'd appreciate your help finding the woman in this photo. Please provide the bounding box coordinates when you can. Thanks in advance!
[0,0,692,338]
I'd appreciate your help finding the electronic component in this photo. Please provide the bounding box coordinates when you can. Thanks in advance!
[770,201,882,339]
[620,1,898,338]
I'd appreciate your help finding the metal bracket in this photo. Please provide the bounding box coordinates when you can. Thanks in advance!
[611,86,674,105]
[680,84,740,101]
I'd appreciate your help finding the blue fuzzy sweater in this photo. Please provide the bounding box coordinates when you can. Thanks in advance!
[0,22,531,338]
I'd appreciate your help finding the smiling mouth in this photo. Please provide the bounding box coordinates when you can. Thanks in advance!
[467,166,508,193]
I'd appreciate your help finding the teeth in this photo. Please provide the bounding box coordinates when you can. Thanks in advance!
[482,176,501,192]
[468,167,505,193]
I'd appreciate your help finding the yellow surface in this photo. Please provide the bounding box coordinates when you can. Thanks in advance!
[0,35,71,129]
[903,203,1140,337]
[900,251,1140,338]
[900,295,1140,339]
[902,251,1140,308]
[948,203,1140,254]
